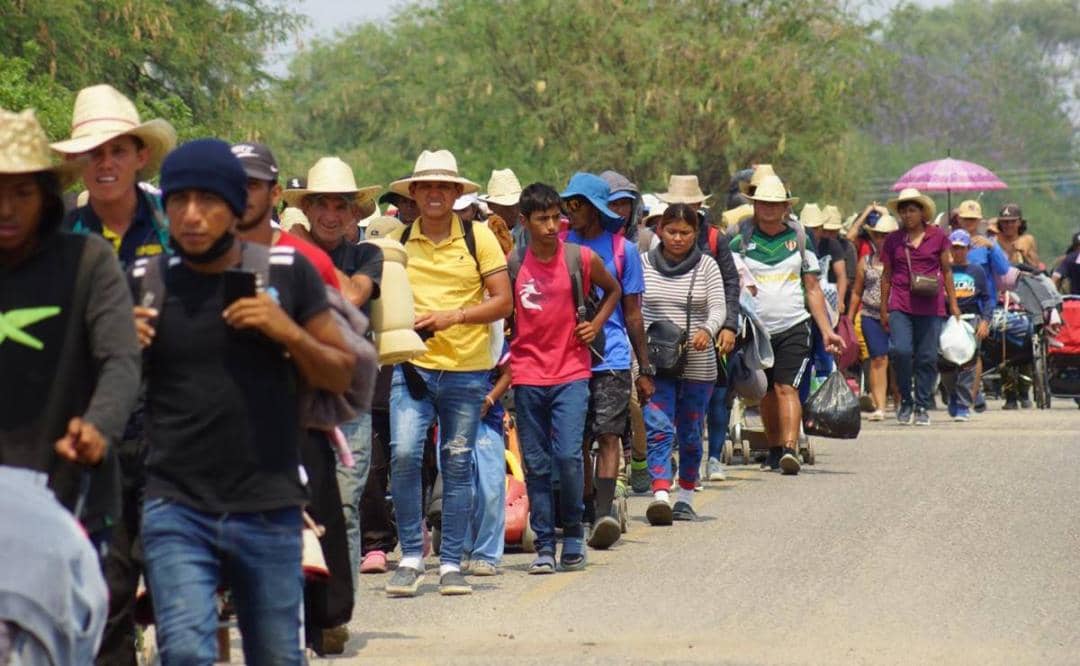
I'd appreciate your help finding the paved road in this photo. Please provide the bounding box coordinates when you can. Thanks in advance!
[311,402,1079,665]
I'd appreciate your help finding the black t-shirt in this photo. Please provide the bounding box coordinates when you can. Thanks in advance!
[327,241,383,304]
[139,247,328,513]
[817,236,856,284]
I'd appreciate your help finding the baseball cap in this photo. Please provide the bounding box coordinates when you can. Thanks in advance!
[285,176,305,190]
[998,203,1023,220]
[230,142,279,182]
[949,229,971,247]
[956,200,982,219]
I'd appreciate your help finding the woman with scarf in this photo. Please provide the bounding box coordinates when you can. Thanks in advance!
[640,204,726,525]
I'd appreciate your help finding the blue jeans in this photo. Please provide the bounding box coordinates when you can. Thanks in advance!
[141,498,303,666]
[463,419,506,565]
[888,311,944,410]
[336,411,372,587]
[390,367,487,565]
[514,380,590,555]
[644,378,714,491]
[707,386,731,460]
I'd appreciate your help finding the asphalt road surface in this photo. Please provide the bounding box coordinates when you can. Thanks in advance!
[301,401,1080,665]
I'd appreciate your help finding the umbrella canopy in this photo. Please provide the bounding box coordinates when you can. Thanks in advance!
[892,158,1007,192]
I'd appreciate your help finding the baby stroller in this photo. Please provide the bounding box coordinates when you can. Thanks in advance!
[1048,296,1080,401]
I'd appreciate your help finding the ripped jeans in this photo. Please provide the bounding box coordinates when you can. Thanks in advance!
[389,367,487,566]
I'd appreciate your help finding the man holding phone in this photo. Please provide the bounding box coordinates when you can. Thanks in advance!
[132,139,356,664]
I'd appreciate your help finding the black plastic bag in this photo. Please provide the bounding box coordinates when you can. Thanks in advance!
[803,370,861,439]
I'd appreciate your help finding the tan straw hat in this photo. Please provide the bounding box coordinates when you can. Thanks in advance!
[799,203,825,228]
[281,157,381,208]
[822,205,843,231]
[479,168,523,206]
[739,164,778,194]
[280,207,310,232]
[0,108,82,186]
[389,149,479,197]
[365,215,405,240]
[720,203,753,231]
[747,175,799,206]
[658,174,710,204]
[871,213,900,233]
[887,187,936,220]
[956,199,982,219]
[49,84,176,176]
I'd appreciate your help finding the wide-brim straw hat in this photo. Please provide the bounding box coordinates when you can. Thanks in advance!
[822,205,843,231]
[739,164,777,195]
[870,213,900,234]
[282,157,381,208]
[887,187,936,221]
[800,203,825,228]
[747,175,799,206]
[280,207,310,232]
[365,215,405,240]
[1,108,82,187]
[659,174,711,205]
[49,84,176,176]
[389,149,479,197]
[720,203,754,231]
[479,168,522,206]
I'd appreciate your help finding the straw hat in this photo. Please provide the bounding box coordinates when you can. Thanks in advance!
[747,175,799,206]
[365,215,405,240]
[887,187,936,220]
[870,213,899,234]
[643,201,668,225]
[281,157,381,208]
[49,84,176,176]
[822,205,843,231]
[799,203,825,228]
[956,199,982,219]
[479,168,523,206]
[739,164,777,194]
[658,174,710,205]
[0,108,82,186]
[720,203,754,231]
[389,149,479,197]
[280,207,310,232]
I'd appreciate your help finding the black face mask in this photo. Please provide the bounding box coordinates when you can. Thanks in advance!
[171,230,235,264]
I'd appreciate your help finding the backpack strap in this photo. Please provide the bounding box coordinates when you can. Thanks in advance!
[142,189,172,253]
[506,245,528,292]
[707,225,719,256]
[785,219,808,268]
[132,253,179,312]
[566,243,587,313]
[240,241,273,292]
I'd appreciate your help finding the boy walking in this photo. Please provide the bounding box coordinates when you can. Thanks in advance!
[509,183,621,572]
[943,230,992,421]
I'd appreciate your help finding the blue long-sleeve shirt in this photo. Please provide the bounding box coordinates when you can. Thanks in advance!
[966,241,1010,305]
[952,262,993,322]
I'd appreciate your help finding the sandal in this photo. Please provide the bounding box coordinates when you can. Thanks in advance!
[559,537,587,572]
[528,552,556,575]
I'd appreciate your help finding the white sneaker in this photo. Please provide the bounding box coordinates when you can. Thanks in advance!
[707,457,727,481]
[868,410,885,422]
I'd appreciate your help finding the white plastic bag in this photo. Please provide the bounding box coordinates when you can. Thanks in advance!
[939,317,977,365]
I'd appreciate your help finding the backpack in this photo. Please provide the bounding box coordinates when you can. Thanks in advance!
[559,230,625,281]
[506,242,605,364]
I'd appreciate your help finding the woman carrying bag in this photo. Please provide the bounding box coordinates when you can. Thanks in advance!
[641,205,726,525]
[879,189,961,426]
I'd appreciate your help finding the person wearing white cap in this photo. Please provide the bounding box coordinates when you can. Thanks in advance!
[729,176,844,475]
[53,84,177,270]
[383,150,512,598]
[453,192,482,223]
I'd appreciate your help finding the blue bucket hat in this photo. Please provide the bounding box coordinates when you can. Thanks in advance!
[561,172,623,229]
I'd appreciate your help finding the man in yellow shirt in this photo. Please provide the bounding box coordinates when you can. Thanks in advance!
[385,150,512,597]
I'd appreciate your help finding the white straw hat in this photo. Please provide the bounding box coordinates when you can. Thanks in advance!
[479,168,523,206]
[747,175,799,206]
[871,213,899,233]
[280,207,310,232]
[887,188,936,221]
[822,205,843,231]
[799,203,825,228]
[281,157,381,208]
[0,108,82,186]
[49,84,176,176]
[658,174,710,204]
[389,149,479,197]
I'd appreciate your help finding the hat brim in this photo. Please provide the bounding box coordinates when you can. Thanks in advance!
[50,118,177,177]
[389,175,479,198]
[559,188,623,225]
[658,192,711,205]
[608,191,637,203]
[478,192,521,206]
[282,185,382,209]
[747,194,799,207]
[886,195,937,220]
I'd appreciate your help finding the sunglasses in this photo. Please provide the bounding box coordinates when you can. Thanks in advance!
[564,197,588,214]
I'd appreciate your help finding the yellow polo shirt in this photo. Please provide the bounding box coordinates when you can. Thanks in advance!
[391,216,507,371]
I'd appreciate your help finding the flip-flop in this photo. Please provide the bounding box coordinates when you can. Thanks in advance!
[559,537,587,572]
[528,553,556,575]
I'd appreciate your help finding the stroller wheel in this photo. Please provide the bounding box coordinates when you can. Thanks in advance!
[740,441,752,465]
[721,439,733,465]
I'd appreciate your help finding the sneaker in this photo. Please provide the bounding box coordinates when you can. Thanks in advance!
[385,566,423,597]
[672,501,698,521]
[439,570,472,596]
[360,550,388,574]
[459,558,471,574]
[707,457,727,482]
[587,515,621,550]
[468,560,498,577]
[1020,398,1033,409]
[974,396,987,413]
[779,448,801,475]
[316,625,349,656]
[868,410,885,422]
[761,447,782,471]
[952,407,970,422]
[1003,399,1019,410]
[897,403,914,425]
[629,460,650,494]
[914,409,930,426]
[646,499,673,526]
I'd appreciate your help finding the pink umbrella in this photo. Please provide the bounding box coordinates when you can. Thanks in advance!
[892,158,1007,214]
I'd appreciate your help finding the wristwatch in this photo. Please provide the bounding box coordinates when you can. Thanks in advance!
[639,363,657,377]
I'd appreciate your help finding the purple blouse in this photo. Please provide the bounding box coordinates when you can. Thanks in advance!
[881,225,948,316]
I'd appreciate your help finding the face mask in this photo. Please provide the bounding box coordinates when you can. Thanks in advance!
[171,230,235,265]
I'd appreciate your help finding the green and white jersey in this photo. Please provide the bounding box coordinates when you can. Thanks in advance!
[730,225,820,334]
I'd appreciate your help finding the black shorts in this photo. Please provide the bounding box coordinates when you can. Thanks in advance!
[765,320,812,390]
[586,370,632,439]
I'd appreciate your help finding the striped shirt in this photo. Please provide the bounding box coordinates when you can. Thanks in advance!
[641,252,727,382]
